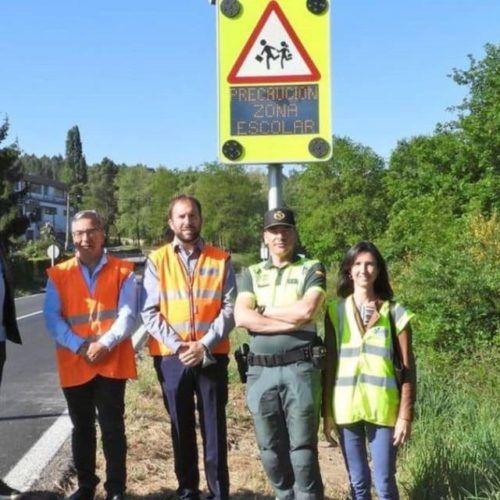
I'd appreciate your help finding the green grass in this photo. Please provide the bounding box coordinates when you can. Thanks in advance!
[398,348,500,499]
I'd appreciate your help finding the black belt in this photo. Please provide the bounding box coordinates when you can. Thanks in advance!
[247,345,313,367]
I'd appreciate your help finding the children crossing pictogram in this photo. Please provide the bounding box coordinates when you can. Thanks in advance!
[227,1,320,84]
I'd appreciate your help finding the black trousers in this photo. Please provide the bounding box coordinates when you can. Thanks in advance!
[0,341,5,390]
[63,375,127,495]
[154,355,230,500]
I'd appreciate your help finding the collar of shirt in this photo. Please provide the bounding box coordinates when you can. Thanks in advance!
[263,253,301,270]
[77,252,108,282]
[172,237,204,258]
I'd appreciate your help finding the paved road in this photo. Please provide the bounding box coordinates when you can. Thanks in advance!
[0,293,67,478]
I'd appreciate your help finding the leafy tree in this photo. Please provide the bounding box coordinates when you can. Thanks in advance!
[115,165,153,246]
[62,125,87,210]
[383,44,499,260]
[147,167,180,243]
[18,153,65,180]
[0,119,29,250]
[392,211,499,355]
[82,158,119,235]
[446,42,500,210]
[287,136,387,266]
[193,163,266,252]
[381,132,466,259]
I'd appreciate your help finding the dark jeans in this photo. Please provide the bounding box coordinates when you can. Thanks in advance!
[154,355,230,500]
[63,375,127,495]
[0,341,5,390]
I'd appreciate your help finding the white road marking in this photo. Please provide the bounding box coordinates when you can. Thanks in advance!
[16,311,43,321]
[4,413,72,491]
[2,325,146,489]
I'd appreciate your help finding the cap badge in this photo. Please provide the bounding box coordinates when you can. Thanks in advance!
[273,210,285,221]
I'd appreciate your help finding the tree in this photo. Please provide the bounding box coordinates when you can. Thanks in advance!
[0,119,29,249]
[287,136,388,266]
[193,163,266,252]
[62,125,87,210]
[115,166,153,246]
[381,132,466,259]
[441,43,500,213]
[17,153,65,180]
[147,167,180,243]
[82,158,119,236]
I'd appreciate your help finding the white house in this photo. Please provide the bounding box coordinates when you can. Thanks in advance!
[17,174,70,241]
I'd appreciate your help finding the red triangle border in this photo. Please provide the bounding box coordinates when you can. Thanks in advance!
[227,1,321,84]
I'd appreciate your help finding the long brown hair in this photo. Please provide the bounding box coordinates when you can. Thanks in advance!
[336,241,393,300]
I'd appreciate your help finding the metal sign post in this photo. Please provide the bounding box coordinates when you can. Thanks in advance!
[268,163,283,209]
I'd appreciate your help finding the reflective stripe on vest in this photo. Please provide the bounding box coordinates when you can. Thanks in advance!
[148,244,230,356]
[47,255,137,388]
[66,308,118,326]
[248,256,321,334]
[328,297,413,427]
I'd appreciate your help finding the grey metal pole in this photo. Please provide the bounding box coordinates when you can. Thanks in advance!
[267,163,283,209]
[64,192,70,251]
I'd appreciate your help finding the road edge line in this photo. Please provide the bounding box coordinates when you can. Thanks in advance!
[4,412,72,491]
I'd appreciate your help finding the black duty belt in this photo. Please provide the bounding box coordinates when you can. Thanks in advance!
[247,345,313,367]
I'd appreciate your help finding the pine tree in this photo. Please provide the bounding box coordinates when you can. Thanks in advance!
[62,125,87,210]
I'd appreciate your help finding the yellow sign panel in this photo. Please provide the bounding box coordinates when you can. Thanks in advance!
[217,0,332,164]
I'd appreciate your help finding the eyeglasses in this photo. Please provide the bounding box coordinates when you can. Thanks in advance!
[72,228,101,239]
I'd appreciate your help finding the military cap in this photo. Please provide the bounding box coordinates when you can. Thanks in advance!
[263,208,296,229]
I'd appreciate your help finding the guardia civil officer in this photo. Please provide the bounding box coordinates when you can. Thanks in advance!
[0,243,22,500]
[235,208,326,500]
[44,210,138,500]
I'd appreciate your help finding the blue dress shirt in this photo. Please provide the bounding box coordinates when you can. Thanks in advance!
[44,253,139,353]
[141,238,236,353]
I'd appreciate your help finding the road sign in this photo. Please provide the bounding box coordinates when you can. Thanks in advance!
[217,0,332,164]
[47,243,61,266]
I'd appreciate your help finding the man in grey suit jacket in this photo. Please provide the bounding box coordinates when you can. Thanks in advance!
[0,244,22,500]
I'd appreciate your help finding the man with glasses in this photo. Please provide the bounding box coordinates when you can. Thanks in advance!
[44,210,138,500]
[0,243,22,500]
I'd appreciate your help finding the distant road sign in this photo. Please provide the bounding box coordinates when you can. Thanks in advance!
[218,0,332,164]
[46,244,60,265]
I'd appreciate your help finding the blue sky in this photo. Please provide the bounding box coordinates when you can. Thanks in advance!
[1,1,498,169]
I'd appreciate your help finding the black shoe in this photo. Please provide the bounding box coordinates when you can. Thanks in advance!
[105,494,124,500]
[0,480,22,500]
[65,487,95,500]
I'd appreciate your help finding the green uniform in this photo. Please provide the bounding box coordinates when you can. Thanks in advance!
[238,255,326,500]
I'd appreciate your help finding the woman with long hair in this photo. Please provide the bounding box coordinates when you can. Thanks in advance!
[322,242,416,499]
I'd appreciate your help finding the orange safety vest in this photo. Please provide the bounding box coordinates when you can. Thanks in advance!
[47,255,137,388]
[148,243,230,356]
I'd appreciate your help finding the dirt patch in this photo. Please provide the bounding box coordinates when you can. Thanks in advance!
[34,355,349,499]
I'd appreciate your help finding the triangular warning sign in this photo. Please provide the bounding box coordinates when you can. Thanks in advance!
[228,1,321,84]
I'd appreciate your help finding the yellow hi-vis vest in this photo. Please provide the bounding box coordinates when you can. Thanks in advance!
[328,297,414,426]
[148,243,230,356]
[248,256,323,333]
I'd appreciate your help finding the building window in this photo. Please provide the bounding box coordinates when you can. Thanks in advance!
[42,206,57,216]
[30,183,43,194]
[53,187,65,198]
